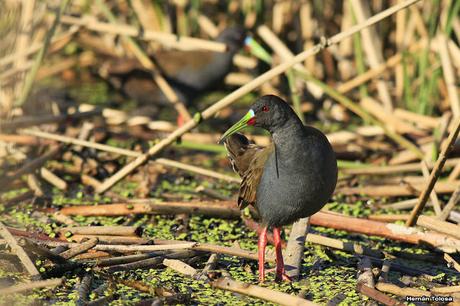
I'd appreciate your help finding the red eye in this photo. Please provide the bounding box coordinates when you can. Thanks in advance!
[262,105,269,112]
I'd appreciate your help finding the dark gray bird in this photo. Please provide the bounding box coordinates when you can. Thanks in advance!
[102,27,246,124]
[220,95,337,282]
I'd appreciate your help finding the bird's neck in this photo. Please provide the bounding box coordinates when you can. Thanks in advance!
[271,118,306,166]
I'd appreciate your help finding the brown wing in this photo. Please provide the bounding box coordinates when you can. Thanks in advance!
[224,133,273,209]
[151,50,216,78]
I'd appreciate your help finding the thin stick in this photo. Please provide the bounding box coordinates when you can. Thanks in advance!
[439,186,460,220]
[256,25,322,98]
[406,117,460,226]
[284,218,309,280]
[341,158,460,175]
[350,0,394,112]
[0,109,101,131]
[448,162,460,181]
[69,235,147,245]
[76,274,92,306]
[420,161,442,216]
[306,233,384,258]
[0,145,62,191]
[0,28,78,69]
[60,226,141,237]
[0,222,40,278]
[22,129,239,183]
[339,181,459,196]
[95,0,423,193]
[0,278,62,295]
[310,212,460,252]
[15,0,70,107]
[104,251,197,272]
[163,259,197,276]
[60,237,98,259]
[93,243,195,253]
[375,282,427,298]
[212,277,317,306]
[438,33,460,117]
[357,283,404,306]
[416,216,460,240]
[444,253,460,273]
[60,15,226,52]
[430,285,460,294]
[20,238,67,264]
[59,200,242,219]
[40,167,67,190]
[297,72,424,159]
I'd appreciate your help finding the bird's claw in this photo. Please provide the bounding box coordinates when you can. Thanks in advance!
[275,272,292,283]
[265,268,292,282]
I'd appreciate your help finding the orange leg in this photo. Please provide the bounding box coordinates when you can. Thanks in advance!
[258,226,268,282]
[177,114,185,127]
[273,227,292,282]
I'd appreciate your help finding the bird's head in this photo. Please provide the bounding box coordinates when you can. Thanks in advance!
[217,26,247,53]
[220,95,296,143]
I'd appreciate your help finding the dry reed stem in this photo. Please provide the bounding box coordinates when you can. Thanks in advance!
[212,277,317,306]
[0,278,62,295]
[360,97,423,135]
[15,0,70,107]
[341,158,460,176]
[430,285,460,294]
[0,222,40,278]
[40,167,67,190]
[375,282,427,298]
[68,235,147,245]
[284,217,309,280]
[95,0,423,193]
[0,109,101,130]
[438,34,460,118]
[0,145,62,191]
[350,0,394,112]
[338,3,354,80]
[448,163,460,181]
[130,0,161,32]
[257,25,322,98]
[439,186,460,221]
[357,283,404,306]
[307,233,383,258]
[60,226,140,237]
[444,253,460,273]
[420,161,442,216]
[22,129,240,183]
[59,237,98,259]
[310,212,460,253]
[197,14,219,38]
[336,40,425,94]
[0,23,78,69]
[406,117,460,226]
[416,216,460,240]
[339,181,459,197]
[393,108,440,129]
[447,40,460,73]
[60,15,226,52]
[59,200,242,219]
[13,0,35,100]
[163,259,197,276]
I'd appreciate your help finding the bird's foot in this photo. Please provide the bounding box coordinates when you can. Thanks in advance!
[258,274,265,283]
[275,272,292,283]
[265,268,292,282]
